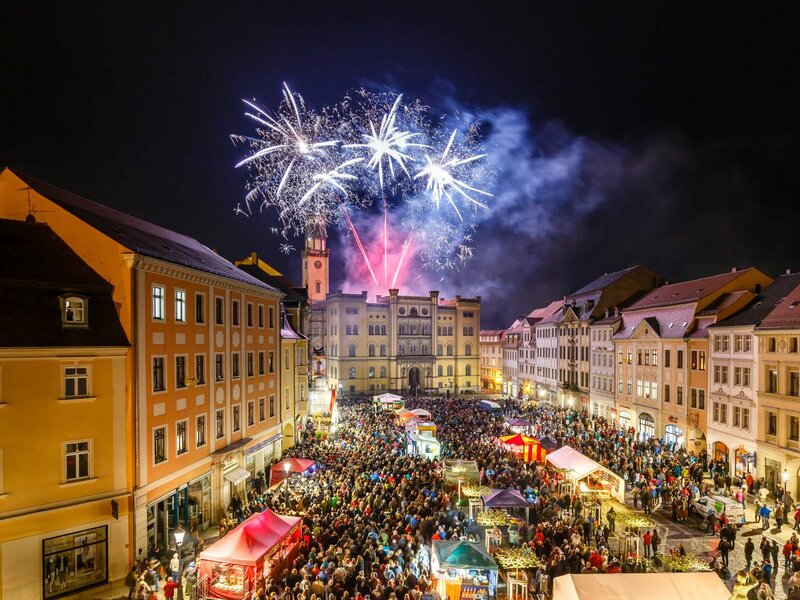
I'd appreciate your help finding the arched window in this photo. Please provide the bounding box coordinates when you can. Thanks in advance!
[369,324,374,335]
[463,325,469,337]
[410,345,417,355]
[448,326,454,336]
[381,325,386,335]
[447,343,454,356]
[315,281,321,294]
[426,368,432,377]
[410,307,418,316]
[465,343,472,356]
[399,344,405,356]
[349,367,356,379]
[447,365,453,376]
[437,344,443,356]
[437,326,442,335]
[422,325,428,335]
[438,365,443,376]
[368,344,376,357]
[380,344,387,357]
[401,367,406,377]
[352,324,358,335]
[421,344,428,355]
[466,365,472,376]
[380,366,386,378]
[345,324,352,335]
[61,296,87,324]
[348,344,356,357]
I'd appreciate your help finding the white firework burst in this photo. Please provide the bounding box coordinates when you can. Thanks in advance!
[279,243,295,255]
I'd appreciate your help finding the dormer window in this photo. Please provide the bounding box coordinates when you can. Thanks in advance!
[61,296,87,326]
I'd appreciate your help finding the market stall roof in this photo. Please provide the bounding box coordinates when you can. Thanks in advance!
[272,458,316,474]
[409,408,432,419]
[376,392,403,403]
[482,488,530,508]
[537,436,561,451]
[443,459,481,484]
[545,445,606,480]
[478,400,502,411]
[433,540,498,570]
[198,509,302,566]
[498,433,538,446]
[410,433,441,446]
[223,467,251,485]
[552,573,729,600]
[505,418,532,427]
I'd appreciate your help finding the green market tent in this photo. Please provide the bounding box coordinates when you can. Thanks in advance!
[442,459,480,485]
[433,540,499,570]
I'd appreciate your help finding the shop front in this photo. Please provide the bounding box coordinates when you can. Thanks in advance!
[665,424,684,448]
[244,432,283,480]
[638,412,655,441]
[147,471,214,552]
[735,447,756,477]
[618,408,631,430]
[42,526,108,599]
[713,441,730,466]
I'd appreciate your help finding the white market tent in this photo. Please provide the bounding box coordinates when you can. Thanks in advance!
[552,573,729,600]
[409,408,432,419]
[545,445,625,503]
[478,400,502,412]
[376,393,403,404]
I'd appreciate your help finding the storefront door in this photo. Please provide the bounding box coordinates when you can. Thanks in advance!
[665,424,683,447]
[638,413,655,441]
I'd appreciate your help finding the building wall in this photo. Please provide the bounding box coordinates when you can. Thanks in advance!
[534,323,559,402]
[588,321,617,420]
[480,331,503,393]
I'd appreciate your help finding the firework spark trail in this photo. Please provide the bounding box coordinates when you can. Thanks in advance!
[391,232,414,289]
[342,210,380,288]
[383,199,388,288]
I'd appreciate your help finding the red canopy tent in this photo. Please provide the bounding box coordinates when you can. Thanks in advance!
[198,509,302,599]
[498,433,546,462]
[269,458,317,486]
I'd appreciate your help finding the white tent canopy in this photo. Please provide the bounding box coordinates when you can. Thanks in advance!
[375,393,403,404]
[553,573,729,600]
[546,445,625,503]
[478,400,501,410]
[409,408,432,419]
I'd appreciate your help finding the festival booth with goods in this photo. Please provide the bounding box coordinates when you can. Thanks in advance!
[375,392,404,412]
[269,458,317,486]
[409,408,432,420]
[406,419,437,437]
[198,509,302,599]
[481,488,531,524]
[545,445,625,503]
[498,434,546,463]
[407,433,442,460]
[551,573,730,600]
[443,459,481,485]
[504,418,532,433]
[432,540,499,600]
[478,400,503,415]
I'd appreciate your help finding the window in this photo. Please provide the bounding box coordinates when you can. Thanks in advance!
[664,350,671,368]
[438,365,444,377]
[734,366,741,386]
[627,379,632,394]
[43,526,109,598]
[721,366,728,384]
[349,367,356,379]
[733,406,740,427]
[65,440,91,481]
[195,293,206,324]
[743,367,751,387]
[742,408,750,430]
[64,366,90,398]
[247,303,254,327]
[664,383,671,403]
[768,337,777,352]
[285,388,290,409]
[215,354,224,381]
[195,354,206,385]
[677,350,684,369]
[767,368,778,393]
[175,356,186,388]
[61,296,87,325]
[447,344,454,356]
[618,350,623,364]
[618,379,623,394]
[714,365,721,383]
[744,335,752,352]
[285,349,290,370]
[175,290,186,322]
[368,366,375,379]
[652,350,658,366]
[232,405,240,432]
[627,349,632,364]
[258,305,264,328]
[677,386,684,405]
[152,358,165,392]
[348,344,356,357]
[465,343,472,356]
[791,370,800,397]
[259,397,265,421]
[466,364,472,376]
[447,365,454,376]
[767,411,778,436]
[720,403,727,424]
[232,353,240,379]
[232,300,240,326]
[269,395,275,418]
[368,344,376,357]
[196,415,206,447]
[215,297,224,324]
[638,350,643,365]
[258,351,265,375]
[713,402,719,422]
[380,344,387,357]
[176,421,187,455]
[380,366,386,378]
[636,380,643,397]
[152,285,165,320]
[691,350,706,370]
[153,427,166,464]
[215,409,225,439]
[438,344,443,356]
[790,416,800,442]
[269,306,275,328]
[651,382,658,400]
[246,352,254,377]
[268,352,275,373]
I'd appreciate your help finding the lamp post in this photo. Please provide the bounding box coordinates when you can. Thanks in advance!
[283,461,291,504]
[783,469,789,495]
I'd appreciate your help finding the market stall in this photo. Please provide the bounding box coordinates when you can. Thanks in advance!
[498,434,546,463]
[432,540,499,600]
[481,488,531,523]
[478,400,503,415]
[198,509,302,599]
[443,459,481,485]
[395,409,418,422]
[552,573,729,600]
[269,458,317,486]
[409,407,432,420]
[545,445,625,503]
[504,418,531,433]
[375,392,404,411]
[406,419,437,437]
[408,433,442,460]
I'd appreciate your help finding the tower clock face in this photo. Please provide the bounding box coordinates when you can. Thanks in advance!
[314,260,322,269]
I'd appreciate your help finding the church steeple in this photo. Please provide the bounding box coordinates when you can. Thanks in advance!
[302,228,329,302]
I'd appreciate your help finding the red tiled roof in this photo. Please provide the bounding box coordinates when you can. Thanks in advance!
[626,269,757,311]
[758,275,800,329]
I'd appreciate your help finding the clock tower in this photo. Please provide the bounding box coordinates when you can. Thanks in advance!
[302,229,330,303]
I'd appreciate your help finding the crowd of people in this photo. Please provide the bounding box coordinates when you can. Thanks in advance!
[131,396,798,600]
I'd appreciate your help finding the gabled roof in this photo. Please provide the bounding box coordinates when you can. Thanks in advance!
[6,168,276,291]
[569,265,642,295]
[626,269,757,311]
[758,273,800,330]
[712,274,800,328]
[0,218,129,348]
[537,299,567,325]
[528,299,565,320]
[280,314,305,340]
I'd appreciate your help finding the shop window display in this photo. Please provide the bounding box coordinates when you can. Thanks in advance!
[43,526,107,599]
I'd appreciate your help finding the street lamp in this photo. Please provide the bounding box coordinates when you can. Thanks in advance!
[783,469,789,493]
[174,523,185,550]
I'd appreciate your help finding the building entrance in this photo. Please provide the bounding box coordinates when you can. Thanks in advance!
[408,367,420,394]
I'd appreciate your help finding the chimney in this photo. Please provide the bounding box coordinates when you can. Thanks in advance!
[251,251,258,263]
[731,267,737,272]
[604,308,609,318]
[787,268,792,275]
[614,306,619,317]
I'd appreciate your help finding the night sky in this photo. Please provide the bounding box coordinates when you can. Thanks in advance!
[2,2,799,327]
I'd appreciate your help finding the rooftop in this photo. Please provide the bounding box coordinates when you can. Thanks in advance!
[626,268,757,311]
[757,273,800,330]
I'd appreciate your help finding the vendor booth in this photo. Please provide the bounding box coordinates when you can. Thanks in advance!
[545,445,625,503]
[198,509,302,599]
[433,540,499,600]
[443,459,481,485]
[498,434,546,463]
[375,392,404,411]
[552,573,729,600]
[409,407,432,419]
[504,418,531,433]
[537,436,560,452]
[406,419,437,437]
[478,400,503,415]
[481,488,531,523]
[269,458,317,486]
[408,433,442,460]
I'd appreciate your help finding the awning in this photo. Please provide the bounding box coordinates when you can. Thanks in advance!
[223,467,251,485]
[247,433,283,455]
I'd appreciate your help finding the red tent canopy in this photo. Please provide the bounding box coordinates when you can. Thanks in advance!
[498,434,546,462]
[270,458,317,485]
[498,434,537,446]
[199,509,301,565]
